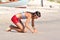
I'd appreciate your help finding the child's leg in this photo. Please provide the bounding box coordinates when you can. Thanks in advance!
[7,20,26,32]
[9,20,27,32]
[7,25,26,32]
[10,15,26,32]
[7,25,23,32]
[19,20,27,32]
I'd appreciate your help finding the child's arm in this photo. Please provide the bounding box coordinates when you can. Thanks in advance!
[25,17,34,33]
[32,18,38,33]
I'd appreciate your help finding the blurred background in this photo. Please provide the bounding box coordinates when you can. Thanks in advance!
[0,0,60,8]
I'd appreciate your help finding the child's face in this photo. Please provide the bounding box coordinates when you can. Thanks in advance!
[34,14,39,19]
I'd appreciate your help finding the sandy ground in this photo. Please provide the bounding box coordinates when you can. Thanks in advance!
[0,7,60,40]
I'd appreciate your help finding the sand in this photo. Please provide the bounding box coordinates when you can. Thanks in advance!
[0,6,60,40]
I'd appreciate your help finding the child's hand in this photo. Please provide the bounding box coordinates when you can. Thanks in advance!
[31,29,38,33]
[24,28,27,33]
[34,28,38,33]
[32,30,35,33]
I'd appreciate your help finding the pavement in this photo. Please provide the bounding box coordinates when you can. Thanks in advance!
[0,6,60,40]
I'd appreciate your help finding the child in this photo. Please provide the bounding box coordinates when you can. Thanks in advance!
[6,11,41,33]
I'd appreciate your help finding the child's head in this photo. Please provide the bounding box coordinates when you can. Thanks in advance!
[34,11,41,17]
[32,11,41,19]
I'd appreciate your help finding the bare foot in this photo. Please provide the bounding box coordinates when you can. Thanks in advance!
[6,25,13,32]
[6,27,11,32]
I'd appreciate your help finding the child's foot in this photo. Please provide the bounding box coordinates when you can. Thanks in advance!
[6,27,11,32]
[6,25,13,32]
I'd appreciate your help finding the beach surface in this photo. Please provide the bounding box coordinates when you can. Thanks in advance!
[0,6,60,40]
